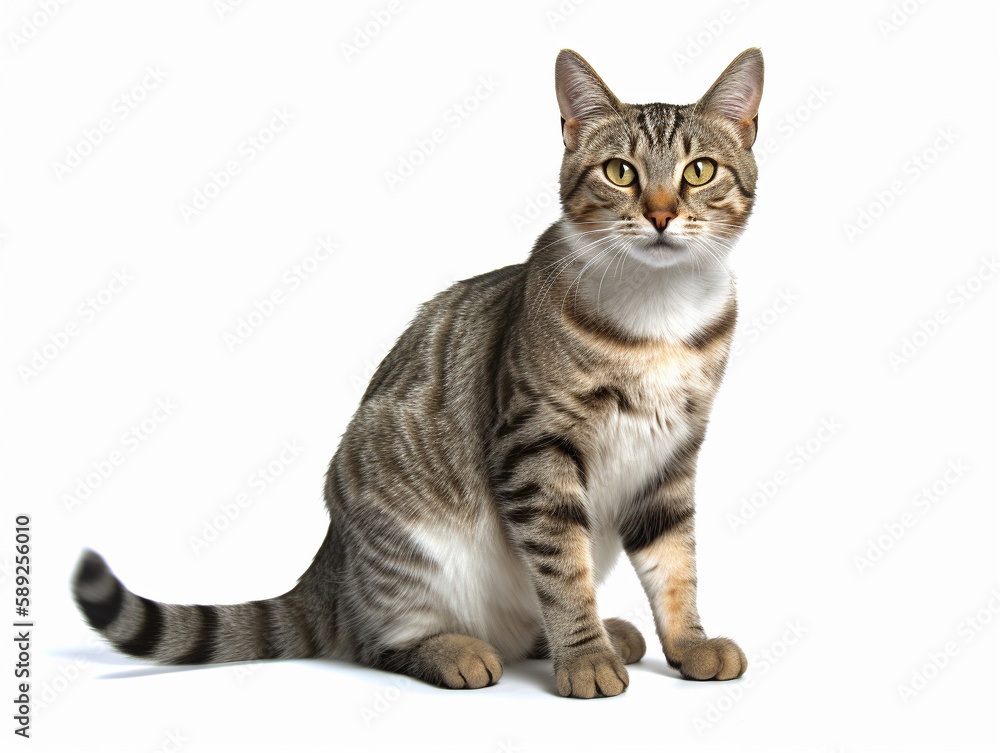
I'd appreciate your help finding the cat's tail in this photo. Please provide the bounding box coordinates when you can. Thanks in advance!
[71,549,338,665]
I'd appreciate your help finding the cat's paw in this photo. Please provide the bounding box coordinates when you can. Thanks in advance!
[604,617,646,664]
[667,636,747,681]
[417,634,503,689]
[555,650,629,698]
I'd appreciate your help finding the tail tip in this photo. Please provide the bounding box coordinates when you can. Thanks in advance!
[73,549,109,587]
[72,549,124,631]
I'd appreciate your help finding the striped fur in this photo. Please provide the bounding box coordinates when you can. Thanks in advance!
[73,48,763,697]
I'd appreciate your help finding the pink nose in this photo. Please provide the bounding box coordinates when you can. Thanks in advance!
[644,209,676,232]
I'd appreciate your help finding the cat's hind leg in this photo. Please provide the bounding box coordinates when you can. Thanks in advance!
[604,617,646,664]
[376,633,503,690]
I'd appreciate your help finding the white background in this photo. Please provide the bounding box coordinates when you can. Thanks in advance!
[2,0,998,751]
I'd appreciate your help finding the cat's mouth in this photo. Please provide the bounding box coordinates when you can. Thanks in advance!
[629,235,689,267]
[647,236,684,250]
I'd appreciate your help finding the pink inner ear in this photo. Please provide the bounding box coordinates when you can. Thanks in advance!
[560,75,606,121]
[698,50,764,126]
[555,51,619,126]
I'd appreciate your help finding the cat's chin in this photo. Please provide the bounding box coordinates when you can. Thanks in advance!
[628,239,692,269]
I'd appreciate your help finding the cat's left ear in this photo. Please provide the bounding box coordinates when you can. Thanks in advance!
[555,49,621,151]
[696,48,764,148]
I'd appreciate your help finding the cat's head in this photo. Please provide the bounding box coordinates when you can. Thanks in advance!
[555,48,763,269]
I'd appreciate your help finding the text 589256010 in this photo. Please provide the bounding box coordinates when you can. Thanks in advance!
[13,515,32,739]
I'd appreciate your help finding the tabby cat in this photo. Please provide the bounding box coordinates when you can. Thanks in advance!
[73,47,764,698]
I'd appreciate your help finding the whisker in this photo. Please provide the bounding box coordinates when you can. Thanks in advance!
[595,239,631,313]
[614,241,633,281]
[529,233,617,321]
[564,242,616,313]
[533,228,614,259]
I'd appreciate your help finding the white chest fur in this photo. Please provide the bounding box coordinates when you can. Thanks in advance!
[569,242,732,579]
[584,365,698,582]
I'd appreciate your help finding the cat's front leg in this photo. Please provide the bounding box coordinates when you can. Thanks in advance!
[493,436,628,698]
[621,465,747,681]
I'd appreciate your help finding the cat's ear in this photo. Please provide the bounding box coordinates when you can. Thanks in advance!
[555,49,621,151]
[696,48,764,148]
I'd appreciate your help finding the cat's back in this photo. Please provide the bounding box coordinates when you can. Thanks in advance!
[359,262,526,406]
[328,260,528,532]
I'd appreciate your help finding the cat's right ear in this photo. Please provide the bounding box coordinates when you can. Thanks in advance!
[555,50,621,151]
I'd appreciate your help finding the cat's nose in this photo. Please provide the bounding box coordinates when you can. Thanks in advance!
[644,209,676,232]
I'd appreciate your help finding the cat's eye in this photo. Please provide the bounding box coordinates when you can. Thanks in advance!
[683,158,716,187]
[604,158,637,187]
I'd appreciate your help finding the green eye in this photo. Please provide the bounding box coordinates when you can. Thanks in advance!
[683,158,716,186]
[604,158,637,187]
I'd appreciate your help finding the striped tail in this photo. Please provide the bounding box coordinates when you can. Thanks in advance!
[71,549,336,665]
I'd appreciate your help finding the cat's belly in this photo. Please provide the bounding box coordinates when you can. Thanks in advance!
[400,509,542,661]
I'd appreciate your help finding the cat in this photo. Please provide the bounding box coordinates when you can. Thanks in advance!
[73,47,764,698]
